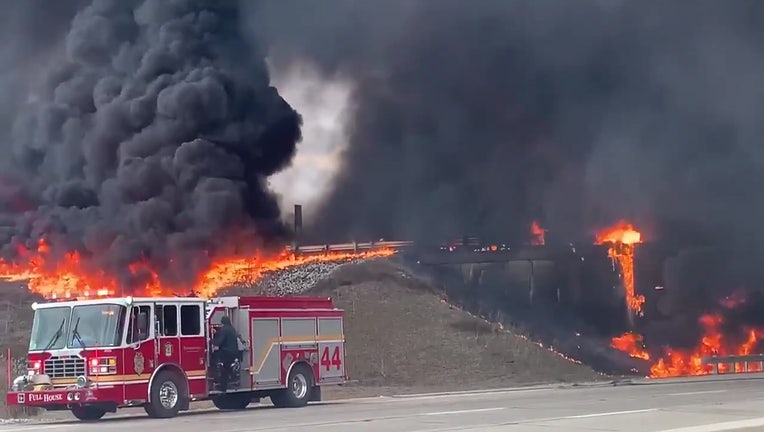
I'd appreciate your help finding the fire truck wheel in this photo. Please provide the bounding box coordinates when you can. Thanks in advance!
[144,370,184,419]
[271,363,313,408]
[71,405,106,422]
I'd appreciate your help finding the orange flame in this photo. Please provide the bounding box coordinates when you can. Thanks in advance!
[593,221,764,378]
[0,238,395,299]
[530,221,546,245]
[595,220,644,315]
[615,312,764,378]
[611,332,650,360]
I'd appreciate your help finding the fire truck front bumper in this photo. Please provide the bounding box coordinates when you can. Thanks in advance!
[7,388,114,409]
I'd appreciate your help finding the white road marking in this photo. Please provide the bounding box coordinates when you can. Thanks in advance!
[562,408,658,419]
[423,407,505,416]
[394,385,553,399]
[657,417,764,432]
[385,388,546,402]
[667,390,727,397]
[407,408,662,432]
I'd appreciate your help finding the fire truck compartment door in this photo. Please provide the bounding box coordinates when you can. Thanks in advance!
[235,309,249,350]
[251,318,280,386]
[317,317,345,382]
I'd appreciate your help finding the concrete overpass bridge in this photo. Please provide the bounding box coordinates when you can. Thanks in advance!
[288,238,628,328]
[287,236,713,344]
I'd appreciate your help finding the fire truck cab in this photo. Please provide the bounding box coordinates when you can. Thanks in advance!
[5,294,347,421]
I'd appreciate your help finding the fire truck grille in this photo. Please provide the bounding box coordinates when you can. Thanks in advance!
[44,357,86,378]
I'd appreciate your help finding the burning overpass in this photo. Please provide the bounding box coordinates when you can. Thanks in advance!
[289,217,764,379]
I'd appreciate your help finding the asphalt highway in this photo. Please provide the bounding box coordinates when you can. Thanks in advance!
[4,376,764,432]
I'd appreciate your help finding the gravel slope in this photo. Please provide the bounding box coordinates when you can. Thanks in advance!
[228,258,608,395]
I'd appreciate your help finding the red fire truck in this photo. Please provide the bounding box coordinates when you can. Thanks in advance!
[5,294,347,421]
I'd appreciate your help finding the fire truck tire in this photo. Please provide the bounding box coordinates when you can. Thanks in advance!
[144,370,184,419]
[271,363,313,408]
[71,405,106,422]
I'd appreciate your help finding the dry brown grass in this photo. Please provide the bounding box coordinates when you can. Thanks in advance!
[0,281,39,354]
[0,281,41,418]
[309,260,607,393]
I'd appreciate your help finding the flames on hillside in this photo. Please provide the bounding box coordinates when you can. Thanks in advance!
[0,238,394,299]
[595,221,764,378]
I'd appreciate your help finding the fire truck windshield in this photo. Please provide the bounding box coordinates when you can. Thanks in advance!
[68,304,127,348]
[28,306,70,351]
[28,304,127,351]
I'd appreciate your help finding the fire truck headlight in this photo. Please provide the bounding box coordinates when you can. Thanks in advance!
[27,360,42,374]
[76,375,89,389]
[67,392,74,401]
[73,392,81,401]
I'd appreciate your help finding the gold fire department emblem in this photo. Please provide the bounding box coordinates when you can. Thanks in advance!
[134,352,145,376]
[164,342,173,357]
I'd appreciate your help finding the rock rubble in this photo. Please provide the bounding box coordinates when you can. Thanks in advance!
[232,257,379,296]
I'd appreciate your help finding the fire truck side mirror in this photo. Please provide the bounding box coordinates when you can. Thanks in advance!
[137,312,149,340]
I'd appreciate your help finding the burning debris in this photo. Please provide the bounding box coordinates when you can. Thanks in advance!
[593,221,764,378]
[613,296,764,378]
[595,221,644,316]
[530,221,546,246]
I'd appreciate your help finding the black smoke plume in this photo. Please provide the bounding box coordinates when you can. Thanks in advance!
[0,0,301,289]
[249,0,764,256]
[248,0,764,353]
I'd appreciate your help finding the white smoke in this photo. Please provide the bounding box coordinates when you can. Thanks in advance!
[268,60,352,213]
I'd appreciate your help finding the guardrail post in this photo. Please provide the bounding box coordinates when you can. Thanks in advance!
[293,204,303,237]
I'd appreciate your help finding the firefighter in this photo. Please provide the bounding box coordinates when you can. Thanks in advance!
[211,315,239,392]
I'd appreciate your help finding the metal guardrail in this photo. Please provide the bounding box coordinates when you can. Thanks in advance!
[701,355,764,374]
[285,239,555,254]
[285,240,415,254]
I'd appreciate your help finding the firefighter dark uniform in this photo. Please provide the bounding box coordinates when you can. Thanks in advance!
[211,315,239,391]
